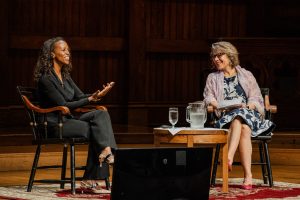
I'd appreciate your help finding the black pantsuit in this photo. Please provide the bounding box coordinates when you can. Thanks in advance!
[37,70,117,179]
[59,110,117,179]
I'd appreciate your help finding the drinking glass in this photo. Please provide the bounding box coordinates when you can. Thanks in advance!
[169,107,179,129]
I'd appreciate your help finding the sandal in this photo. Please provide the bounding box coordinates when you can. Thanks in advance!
[99,152,114,167]
[241,177,253,190]
[105,153,114,165]
[80,181,111,194]
[241,184,252,190]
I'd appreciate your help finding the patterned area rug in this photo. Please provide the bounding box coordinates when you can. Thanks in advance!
[210,178,300,199]
[0,181,110,200]
[0,179,299,200]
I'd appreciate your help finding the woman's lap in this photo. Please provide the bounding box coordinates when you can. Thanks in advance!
[215,108,275,137]
[49,118,90,138]
[63,119,90,138]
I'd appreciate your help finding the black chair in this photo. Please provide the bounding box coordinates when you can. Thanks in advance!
[209,88,277,187]
[17,86,110,194]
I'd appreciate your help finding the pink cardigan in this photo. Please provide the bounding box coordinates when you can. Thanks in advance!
[203,65,264,117]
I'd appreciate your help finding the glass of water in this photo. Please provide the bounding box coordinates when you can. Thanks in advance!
[169,107,179,129]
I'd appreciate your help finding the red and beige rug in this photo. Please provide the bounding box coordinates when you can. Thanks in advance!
[0,179,299,200]
[210,178,300,199]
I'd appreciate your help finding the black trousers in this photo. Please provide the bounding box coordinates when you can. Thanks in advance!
[49,110,117,179]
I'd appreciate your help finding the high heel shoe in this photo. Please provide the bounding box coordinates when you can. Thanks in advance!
[105,153,114,165]
[99,152,114,167]
[241,178,253,190]
[80,181,111,194]
[241,184,253,190]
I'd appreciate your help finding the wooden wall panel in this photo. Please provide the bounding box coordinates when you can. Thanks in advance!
[263,0,300,37]
[145,53,207,102]
[145,0,246,40]
[1,0,300,135]
[0,0,9,111]
[128,0,146,102]
[9,0,126,37]
[142,0,247,106]
[3,0,128,129]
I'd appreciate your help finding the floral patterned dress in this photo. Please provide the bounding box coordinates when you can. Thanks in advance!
[214,75,275,137]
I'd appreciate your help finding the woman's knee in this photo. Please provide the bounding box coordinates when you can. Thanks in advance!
[62,120,90,138]
[230,117,243,128]
[95,109,111,120]
[234,116,244,123]
[93,109,106,116]
[241,124,251,138]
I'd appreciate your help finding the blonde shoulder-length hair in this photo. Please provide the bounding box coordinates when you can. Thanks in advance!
[210,41,240,68]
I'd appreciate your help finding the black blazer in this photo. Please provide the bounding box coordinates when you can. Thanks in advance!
[37,70,90,122]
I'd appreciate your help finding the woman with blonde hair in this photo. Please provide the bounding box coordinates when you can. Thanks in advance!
[203,41,275,189]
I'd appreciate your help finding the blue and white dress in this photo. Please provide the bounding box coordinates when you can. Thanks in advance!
[214,75,275,137]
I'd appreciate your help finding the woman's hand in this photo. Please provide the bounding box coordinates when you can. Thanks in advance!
[97,82,115,98]
[210,100,219,110]
[88,82,115,102]
[246,103,256,110]
[88,90,101,102]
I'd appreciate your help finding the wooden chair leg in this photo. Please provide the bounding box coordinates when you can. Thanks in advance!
[27,145,41,192]
[211,144,220,186]
[263,141,273,187]
[258,142,268,184]
[60,144,68,189]
[70,144,76,194]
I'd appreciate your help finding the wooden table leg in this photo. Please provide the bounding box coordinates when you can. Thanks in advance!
[154,135,160,147]
[187,135,194,147]
[222,142,229,193]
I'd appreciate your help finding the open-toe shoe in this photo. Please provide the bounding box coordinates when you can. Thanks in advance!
[99,152,114,167]
[80,181,111,194]
[241,178,253,190]
[241,184,252,190]
[105,153,114,165]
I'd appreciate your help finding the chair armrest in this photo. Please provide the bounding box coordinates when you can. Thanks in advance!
[207,105,214,113]
[264,94,277,114]
[74,105,108,113]
[206,105,217,127]
[22,95,70,115]
[266,105,277,114]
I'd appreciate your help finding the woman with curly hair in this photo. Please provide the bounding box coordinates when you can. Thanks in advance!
[203,41,275,189]
[33,37,117,193]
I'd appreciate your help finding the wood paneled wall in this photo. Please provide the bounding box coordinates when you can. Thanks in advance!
[1,0,300,136]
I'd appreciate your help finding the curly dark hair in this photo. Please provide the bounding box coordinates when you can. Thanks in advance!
[33,37,72,82]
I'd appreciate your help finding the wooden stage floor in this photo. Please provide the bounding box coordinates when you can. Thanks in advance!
[0,126,299,187]
[0,143,299,187]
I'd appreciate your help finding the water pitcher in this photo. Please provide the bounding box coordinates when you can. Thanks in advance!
[186,101,207,129]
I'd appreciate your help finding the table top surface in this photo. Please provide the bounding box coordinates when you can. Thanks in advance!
[153,127,228,135]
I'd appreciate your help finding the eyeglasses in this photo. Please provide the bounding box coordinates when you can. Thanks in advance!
[211,53,225,58]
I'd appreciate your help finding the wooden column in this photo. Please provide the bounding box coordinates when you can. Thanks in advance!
[0,0,8,104]
[128,0,148,125]
[246,0,265,36]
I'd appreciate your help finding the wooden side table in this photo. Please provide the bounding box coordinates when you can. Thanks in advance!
[153,128,229,193]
